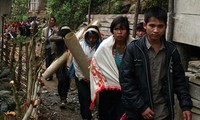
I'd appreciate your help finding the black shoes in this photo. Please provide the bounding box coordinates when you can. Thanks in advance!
[60,99,67,109]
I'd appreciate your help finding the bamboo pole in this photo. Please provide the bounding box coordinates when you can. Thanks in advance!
[42,20,100,79]
[75,19,100,40]
[64,32,90,80]
[42,51,69,79]
[27,39,34,104]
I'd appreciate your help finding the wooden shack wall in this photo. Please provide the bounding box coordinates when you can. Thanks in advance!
[173,0,200,47]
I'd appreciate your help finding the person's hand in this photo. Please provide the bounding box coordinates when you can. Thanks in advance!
[83,77,89,83]
[142,107,155,120]
[183,110,192,120]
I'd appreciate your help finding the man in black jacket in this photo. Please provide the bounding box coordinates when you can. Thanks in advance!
[119,6,192,120]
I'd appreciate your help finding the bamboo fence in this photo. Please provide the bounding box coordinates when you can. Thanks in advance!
[1,35,44,120]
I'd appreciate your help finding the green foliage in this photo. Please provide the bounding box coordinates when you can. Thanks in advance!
[110,0,124,14]
[144,0,168,11]
[47,0,89,29]
[15,36,29,42]
[47,0,128,29]
[11,0,29,22]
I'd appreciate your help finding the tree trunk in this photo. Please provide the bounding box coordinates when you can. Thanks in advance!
[132,0,140,38]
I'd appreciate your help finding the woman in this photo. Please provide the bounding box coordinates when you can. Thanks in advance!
[90,16,134,120]
[73,25,102,120]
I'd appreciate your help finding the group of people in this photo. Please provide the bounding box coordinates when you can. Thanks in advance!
[41,6,192,120]
[3,16,45,40]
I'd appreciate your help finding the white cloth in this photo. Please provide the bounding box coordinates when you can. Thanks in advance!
[90,35,133,109]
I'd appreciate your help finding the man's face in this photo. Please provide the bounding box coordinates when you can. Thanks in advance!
[113,24,129,42]
[49,18,56,27]
[143,17,166,41]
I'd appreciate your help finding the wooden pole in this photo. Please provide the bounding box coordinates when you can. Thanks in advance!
[88,0,92,24]
[10,42,16,76]
[17,42,23,90]
[167,0,174,42]
[5,40,9,64]
[1,16,4,64]
[132,0,140,38]
[25,43,29,81]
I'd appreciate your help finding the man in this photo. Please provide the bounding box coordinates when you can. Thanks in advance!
[41,16,58,81]
[119,6,192,120]
[49,25,71,109]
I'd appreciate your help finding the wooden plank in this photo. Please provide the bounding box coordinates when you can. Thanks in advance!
[192,98,200,109]
[173,14,200,47]
[189,83,200,101]
[192,107,200,115]
[188,61,200,70]
[175,0,200,15]
[192,113,200,120]
[189,77,200,86]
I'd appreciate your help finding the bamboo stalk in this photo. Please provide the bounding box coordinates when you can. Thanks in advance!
[64,32,90,80]
[42,51,69,79]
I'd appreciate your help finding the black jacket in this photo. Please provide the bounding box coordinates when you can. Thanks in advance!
[119,36,192,120]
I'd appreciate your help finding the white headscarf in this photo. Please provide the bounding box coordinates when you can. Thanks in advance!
[90,35,134,109]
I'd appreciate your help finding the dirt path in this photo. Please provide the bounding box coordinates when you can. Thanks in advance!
[39,76,82,120]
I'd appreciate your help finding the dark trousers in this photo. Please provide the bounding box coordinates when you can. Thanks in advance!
[75,76,92,120]
[56,65,70,100]
[45,48,53,79]
[99,90,124,120]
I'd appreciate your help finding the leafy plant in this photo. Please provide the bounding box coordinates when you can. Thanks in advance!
[11,0,29,22]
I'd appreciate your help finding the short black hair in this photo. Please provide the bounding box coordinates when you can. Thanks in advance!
[136,22,145,31]
[144,6,167,25]
[50,16,56,23]
[110,16,130,34]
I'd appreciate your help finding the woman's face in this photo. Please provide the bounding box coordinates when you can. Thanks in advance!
[87,33,98,46]
[113,24,129,42]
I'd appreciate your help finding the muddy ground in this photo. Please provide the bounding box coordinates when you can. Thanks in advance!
[38,77,82,120]
[39,76,98,120]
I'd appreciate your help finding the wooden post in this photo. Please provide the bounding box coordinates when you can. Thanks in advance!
[17,42,22,90]
[88,0,92,24]
[132,0,140,38]
[10,42,16,79]
[167,0,175,42]
[1,15,4,64]
[25,42,29,81]
[5,40,9,64]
